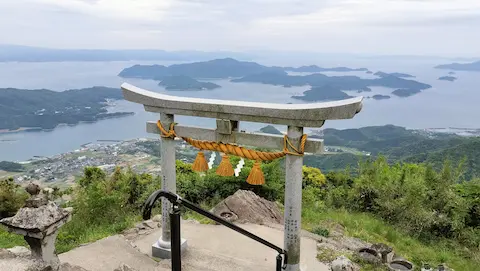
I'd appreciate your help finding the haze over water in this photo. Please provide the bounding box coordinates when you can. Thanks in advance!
[0,57,478,161]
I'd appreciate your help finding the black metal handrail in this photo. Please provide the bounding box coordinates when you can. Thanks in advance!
[143,189,288,271]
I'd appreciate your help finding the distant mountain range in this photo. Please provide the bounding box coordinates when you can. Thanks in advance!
[0,45,252,62]
[435,61,480,71]
[120,58,431,101]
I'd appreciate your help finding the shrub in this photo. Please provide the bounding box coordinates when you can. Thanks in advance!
[0,178,28,219]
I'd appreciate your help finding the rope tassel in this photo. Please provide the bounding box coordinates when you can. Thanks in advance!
[192,151,209,172]
[246,161,265,185]
[216,155,234,176]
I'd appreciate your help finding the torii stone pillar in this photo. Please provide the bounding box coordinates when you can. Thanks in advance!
[121,83,363,270]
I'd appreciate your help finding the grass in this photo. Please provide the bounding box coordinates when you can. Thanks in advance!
[0,226,26,248]
[302,207,480,270]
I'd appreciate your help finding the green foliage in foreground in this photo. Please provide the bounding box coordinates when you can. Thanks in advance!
[0,158,479,270]
[304,209,478,270]
[0,178,28,219]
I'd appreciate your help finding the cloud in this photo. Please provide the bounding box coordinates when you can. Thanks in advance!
[0,0,479,56]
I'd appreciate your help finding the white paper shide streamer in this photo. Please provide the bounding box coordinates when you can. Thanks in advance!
[234,158,245,177]
[208,152,216,169]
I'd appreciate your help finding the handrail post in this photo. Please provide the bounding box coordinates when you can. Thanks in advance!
[170,203,182,271]
[276,254,282,271]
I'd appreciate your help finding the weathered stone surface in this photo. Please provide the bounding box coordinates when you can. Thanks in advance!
[122,83,363,127]
[0,202,70,233]
[331,255,360,271]
[26,183,41,196]
[0,255,52,271]
[211,190,283,225]
[113,263,138,271]
[338,237,371,251]
[58,263,89,271]
[8,246,31,257]
[141,220,158,230]
[371,243,394,263]
[357,248,381,265]
[152,215,162,223]
[0,248,17,259]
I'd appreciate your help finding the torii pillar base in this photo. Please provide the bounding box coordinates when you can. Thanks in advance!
[152,238,188,259]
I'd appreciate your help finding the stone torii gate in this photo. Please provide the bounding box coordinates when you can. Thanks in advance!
[121,82,363,271]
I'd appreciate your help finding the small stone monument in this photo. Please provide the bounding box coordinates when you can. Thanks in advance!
[0,183,72,270]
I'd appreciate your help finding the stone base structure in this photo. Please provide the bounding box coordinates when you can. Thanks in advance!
[0,183,72,271]
[152,238,188,259]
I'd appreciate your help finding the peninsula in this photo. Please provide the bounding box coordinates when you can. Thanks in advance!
[0,87,133,131]
[435,60,480,71]
[159,75,220,90]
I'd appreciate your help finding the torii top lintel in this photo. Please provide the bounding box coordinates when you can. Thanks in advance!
[121,83,363,127]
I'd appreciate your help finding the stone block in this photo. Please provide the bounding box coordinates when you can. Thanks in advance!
[152,238,188,259]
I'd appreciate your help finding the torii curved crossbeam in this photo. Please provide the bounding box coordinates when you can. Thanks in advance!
[121,83,363,127]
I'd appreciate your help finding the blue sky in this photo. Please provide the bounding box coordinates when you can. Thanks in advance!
[1,0,479,56]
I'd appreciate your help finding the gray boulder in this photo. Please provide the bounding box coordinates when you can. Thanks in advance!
[331,255,360,271]
[211,190,283,225]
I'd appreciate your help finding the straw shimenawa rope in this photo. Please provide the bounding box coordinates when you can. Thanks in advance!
[156,121,307,185]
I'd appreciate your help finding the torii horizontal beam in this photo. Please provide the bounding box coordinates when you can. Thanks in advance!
[122,83,363,127]
[146,121,324,154]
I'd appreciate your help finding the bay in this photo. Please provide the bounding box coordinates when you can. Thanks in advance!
[0,58,478,161]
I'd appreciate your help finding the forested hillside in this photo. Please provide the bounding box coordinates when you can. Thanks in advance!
[308,125,480,179]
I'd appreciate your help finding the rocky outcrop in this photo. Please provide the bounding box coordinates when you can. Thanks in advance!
[211,190,283,225]
[331,255,360,271]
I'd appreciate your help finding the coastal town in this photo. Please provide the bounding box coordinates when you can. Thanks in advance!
[3,138,200,187]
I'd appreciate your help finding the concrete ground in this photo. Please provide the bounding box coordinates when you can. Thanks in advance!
[133,220,329,271]
[59,220,329,271]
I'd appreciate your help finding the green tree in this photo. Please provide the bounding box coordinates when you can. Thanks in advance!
[0,178,28,218]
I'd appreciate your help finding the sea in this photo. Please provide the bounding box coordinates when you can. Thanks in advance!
[0,57,479,162]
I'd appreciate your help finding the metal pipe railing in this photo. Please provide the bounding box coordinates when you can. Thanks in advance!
[143,189,288,271]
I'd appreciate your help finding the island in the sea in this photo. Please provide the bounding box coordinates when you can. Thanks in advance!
[392,88,421,97]
[159,75,220,90]
[0,87,133,131]
[435,60,480,71]
[371,94,391,100]
[119,58,431,100]
[374,71,415,78]
[232,70,431,101]
[438,76,457,82]
[291,85,353,102]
